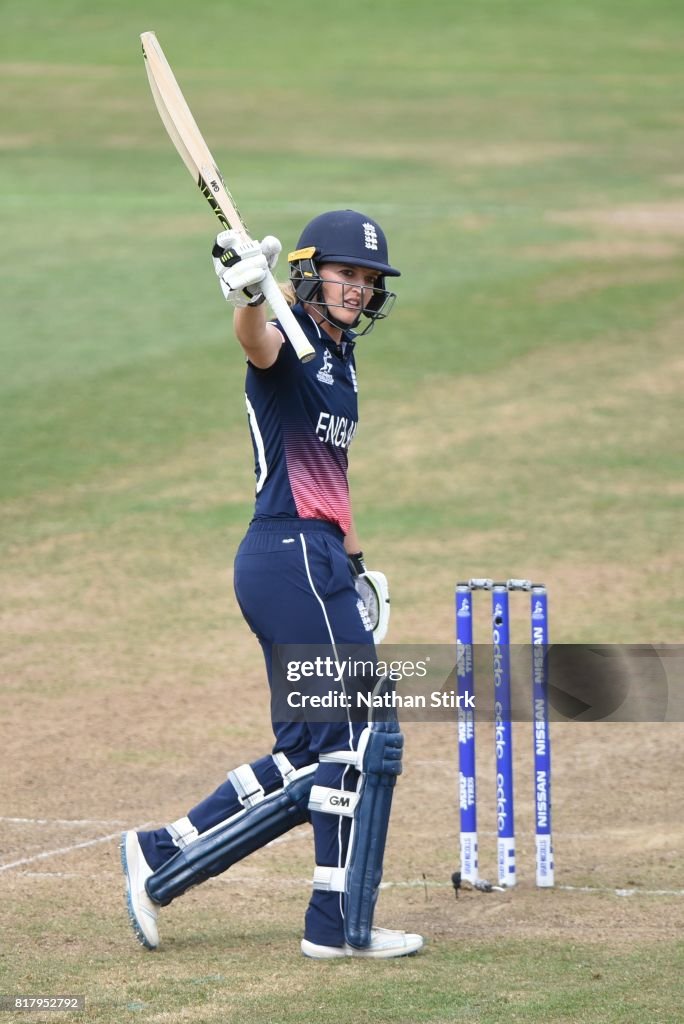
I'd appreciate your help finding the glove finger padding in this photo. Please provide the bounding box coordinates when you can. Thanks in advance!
[259,235,282,270]
[212,233,269,307]
[221,257,268,292]
[214,229,244,251]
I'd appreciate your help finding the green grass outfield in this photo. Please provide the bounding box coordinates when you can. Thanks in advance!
[2,1,683,1021]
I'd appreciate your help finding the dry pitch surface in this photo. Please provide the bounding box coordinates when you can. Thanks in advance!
[4,579,683,963]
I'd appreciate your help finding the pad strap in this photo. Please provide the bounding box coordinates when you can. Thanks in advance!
[313,865,346,892]
[309,785,360,817]
[318,728,371,771]
[228,763,265,808]
[272,751,297,785]
[167,816,199,850]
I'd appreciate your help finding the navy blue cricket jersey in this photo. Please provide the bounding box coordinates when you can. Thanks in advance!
[244,303,358,536]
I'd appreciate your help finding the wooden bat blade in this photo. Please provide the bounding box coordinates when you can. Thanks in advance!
[140,30,245,233]
[139,31,315,362]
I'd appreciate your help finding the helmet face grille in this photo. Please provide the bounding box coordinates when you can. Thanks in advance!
[289,258,396,336]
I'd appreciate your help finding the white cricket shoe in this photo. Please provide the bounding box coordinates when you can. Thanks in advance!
[301,927,424,960]
[120,831,160,950]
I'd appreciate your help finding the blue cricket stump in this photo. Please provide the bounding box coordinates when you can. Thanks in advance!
[455,583,478,884]
[531,585,554,887]
[492,582,516,887]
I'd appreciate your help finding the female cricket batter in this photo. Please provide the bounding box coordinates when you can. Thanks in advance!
[120,210,423,960]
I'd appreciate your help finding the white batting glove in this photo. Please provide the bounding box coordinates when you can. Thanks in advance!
[211,231,281,308]
[355,571,391,645]
[348,553,391,645]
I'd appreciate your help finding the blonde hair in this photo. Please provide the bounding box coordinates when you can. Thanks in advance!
[278,280,296,307]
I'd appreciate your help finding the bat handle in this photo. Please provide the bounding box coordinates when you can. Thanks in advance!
[260,274,316,363]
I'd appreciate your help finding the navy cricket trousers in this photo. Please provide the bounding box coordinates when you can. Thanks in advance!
[139,518,376,947]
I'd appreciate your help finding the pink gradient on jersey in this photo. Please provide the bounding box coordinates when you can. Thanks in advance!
[284,433,351,534]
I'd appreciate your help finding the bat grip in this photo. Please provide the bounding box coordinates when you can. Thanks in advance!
[260,274,316,363]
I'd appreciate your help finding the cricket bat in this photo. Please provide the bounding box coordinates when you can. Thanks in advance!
[140,31,315,363]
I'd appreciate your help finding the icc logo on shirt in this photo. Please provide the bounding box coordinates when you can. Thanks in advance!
[316,350,334,386]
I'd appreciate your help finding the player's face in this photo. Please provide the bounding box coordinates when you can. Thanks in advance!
[319,264,381,325]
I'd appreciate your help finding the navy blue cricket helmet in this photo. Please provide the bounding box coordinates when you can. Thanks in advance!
[288,209,399,332]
